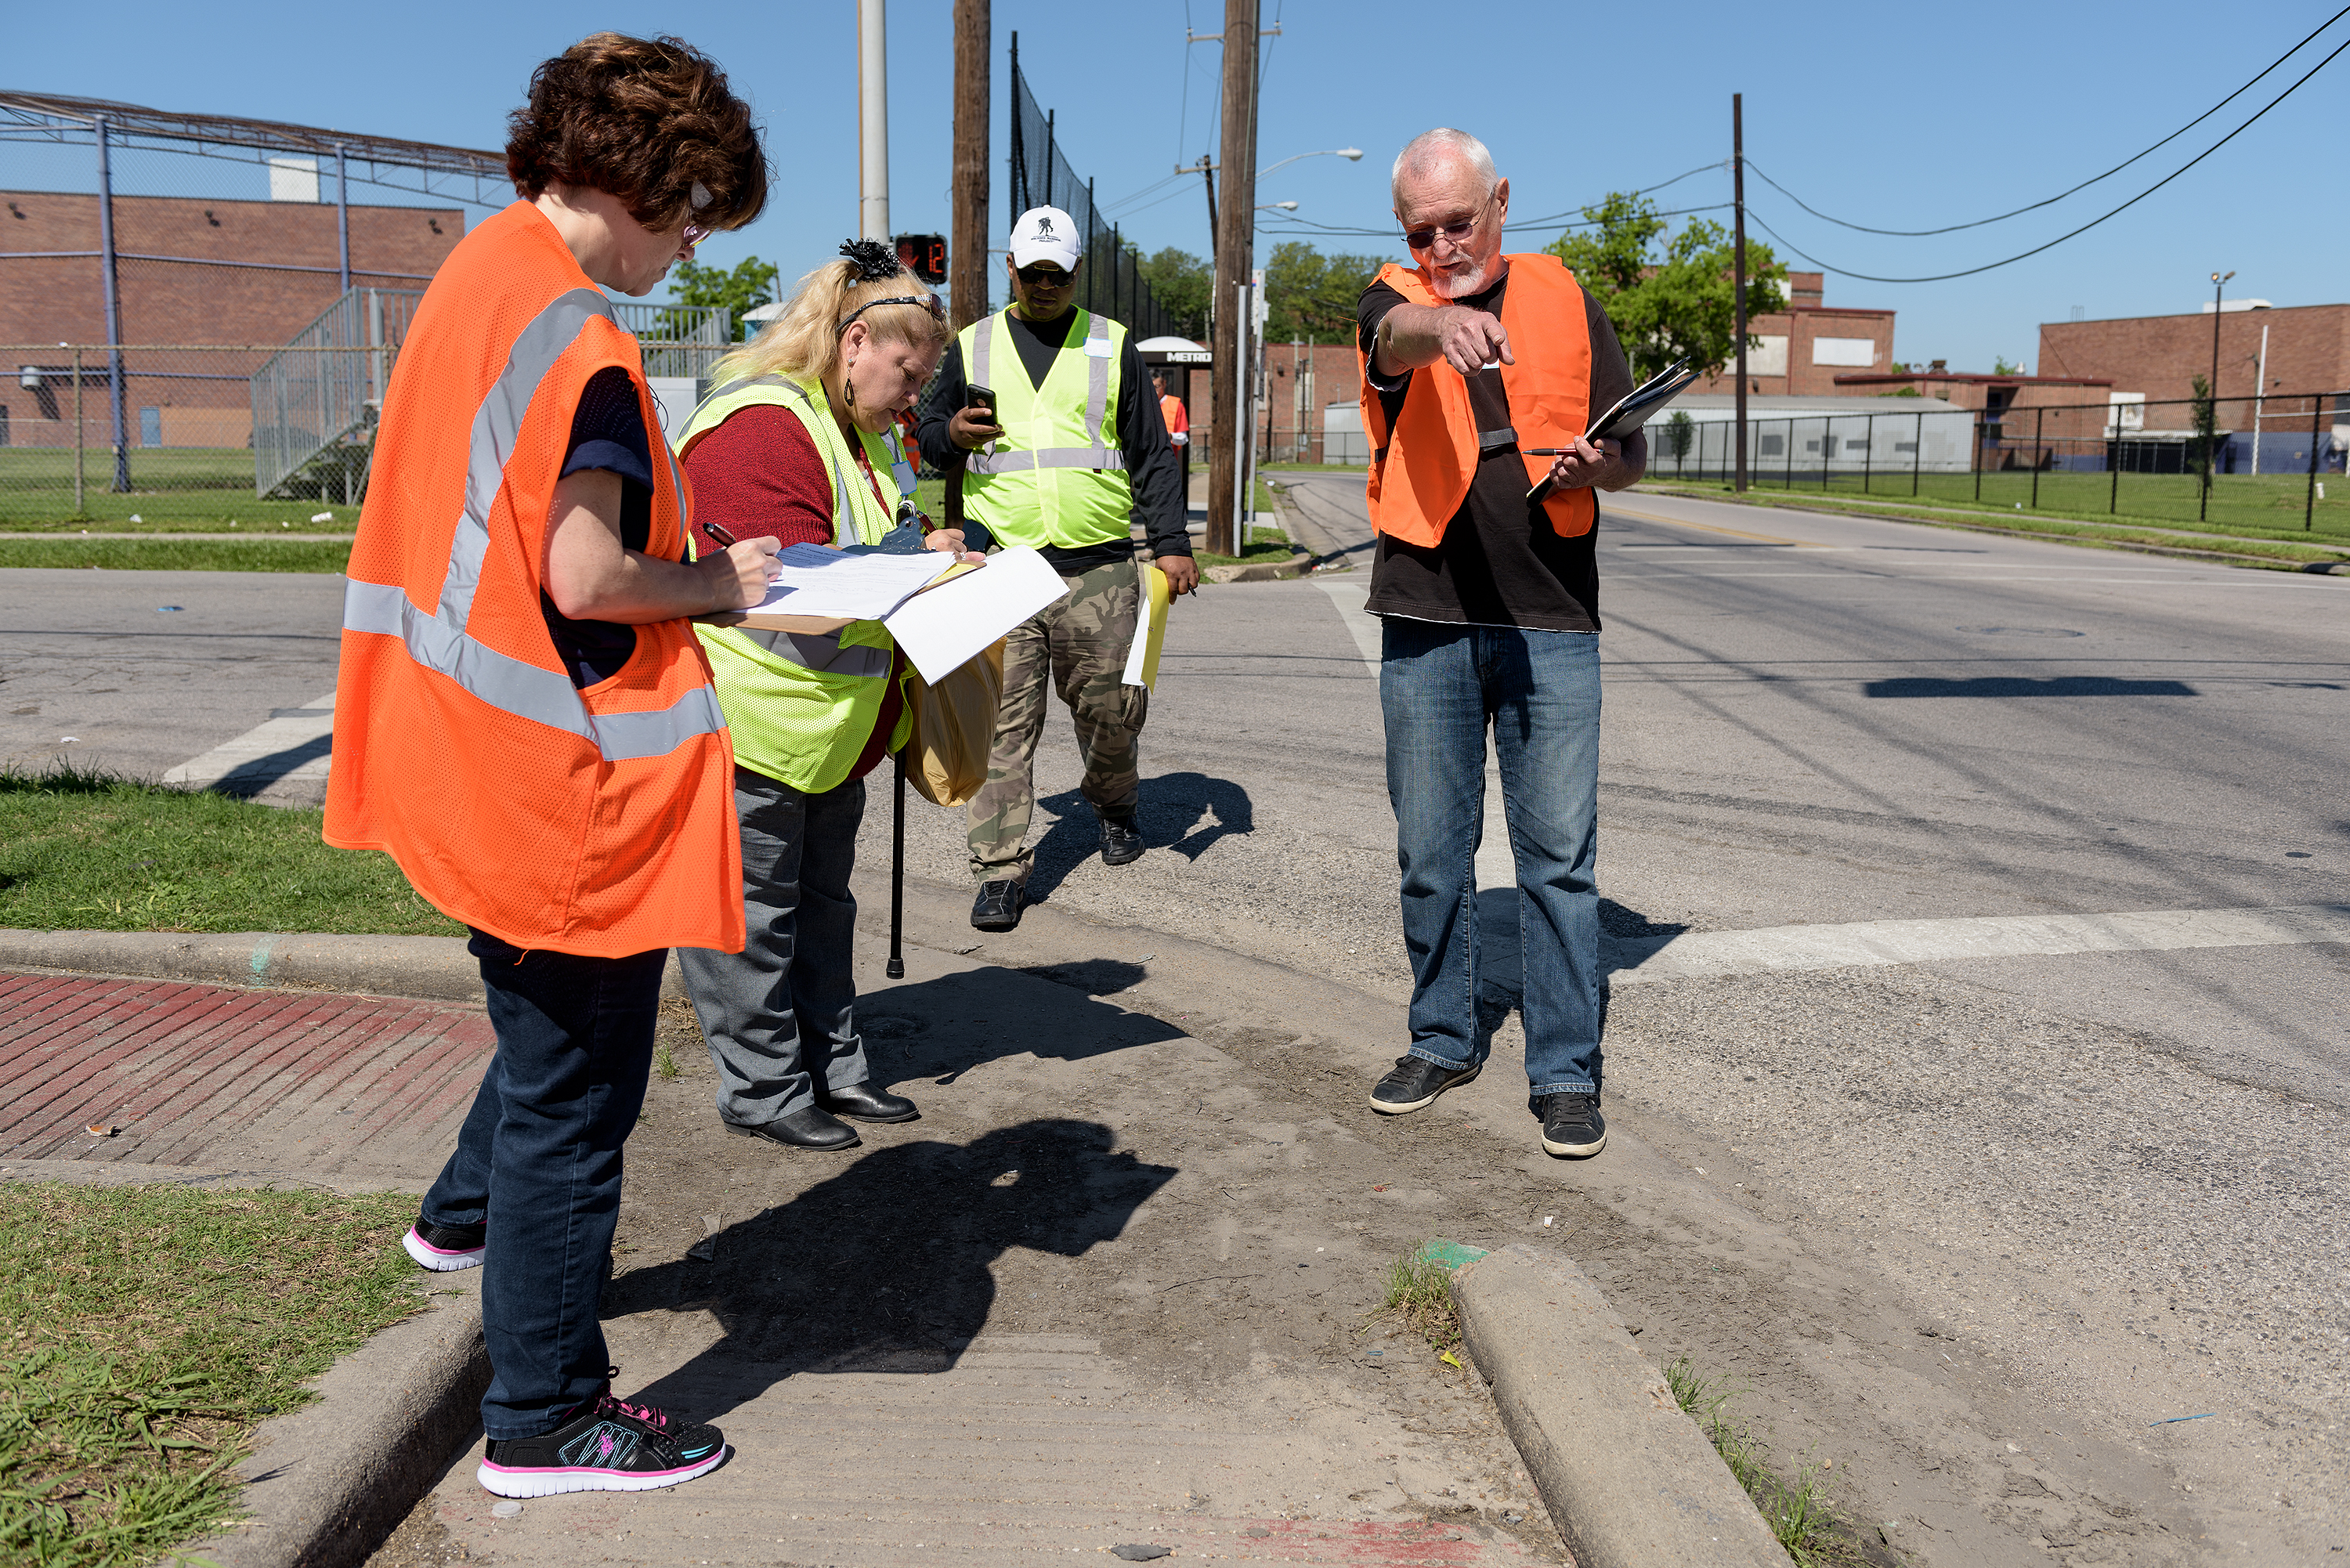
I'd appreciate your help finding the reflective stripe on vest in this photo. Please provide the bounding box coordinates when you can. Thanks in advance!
[342,287,720,763]
[964,310,1125,475]
[678,370,895,679]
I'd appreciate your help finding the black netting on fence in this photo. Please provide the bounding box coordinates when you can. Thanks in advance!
[1008,45,1178,341]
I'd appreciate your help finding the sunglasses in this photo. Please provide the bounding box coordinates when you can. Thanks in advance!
[1016,264,1074,287]
[681,222,709,248]
[836,294,947,334]
[1403,211,1487,252]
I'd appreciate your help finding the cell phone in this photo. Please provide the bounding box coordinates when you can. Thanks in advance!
[965,385,999,421]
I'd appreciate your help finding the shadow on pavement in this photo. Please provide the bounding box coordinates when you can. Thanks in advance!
[608,1118,1176,1422]
[1864,675,2199,699]
[1022,771,1256,901]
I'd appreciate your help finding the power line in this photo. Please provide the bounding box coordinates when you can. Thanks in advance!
[1258,201,1732,241]
[1744,26,2349,285]
[1744,3,2350,239]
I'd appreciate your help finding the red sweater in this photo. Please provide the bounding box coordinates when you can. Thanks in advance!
[685,404,903,784]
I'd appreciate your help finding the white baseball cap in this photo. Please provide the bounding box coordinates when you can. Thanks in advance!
[1009,206,1083,271]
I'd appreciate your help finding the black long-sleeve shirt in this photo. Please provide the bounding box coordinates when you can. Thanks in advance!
[916,307,1191,569]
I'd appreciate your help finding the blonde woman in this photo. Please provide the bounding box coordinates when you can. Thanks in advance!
[674,240,972,1151]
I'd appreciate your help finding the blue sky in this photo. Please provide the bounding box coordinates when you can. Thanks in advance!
[11,0,2345,374]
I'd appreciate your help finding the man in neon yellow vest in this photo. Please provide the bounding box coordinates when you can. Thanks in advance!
[917,205,1198,933]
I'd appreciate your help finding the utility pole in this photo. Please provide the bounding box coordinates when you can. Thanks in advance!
[950,0,989,327]
[1733,92,1748,493]
[857,0,889,241]
[2204,269,2233,520]
[1207,0,1259,559]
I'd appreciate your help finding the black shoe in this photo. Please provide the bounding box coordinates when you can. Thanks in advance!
[819,1080,919,1123]
[402,1215,486,1272]
[1368,1054,1480,1115]
[478,1370,728,1498]
[724,1105,860,1151]
[1535,1092,1607,1158]
[971,878,1024,930]
[1099,815,1144,866]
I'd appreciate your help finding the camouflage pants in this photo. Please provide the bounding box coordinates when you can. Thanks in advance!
[967,555,1148,883]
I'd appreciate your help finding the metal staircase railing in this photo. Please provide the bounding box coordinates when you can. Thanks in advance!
[250,287,421,500]
[248,294,732,502]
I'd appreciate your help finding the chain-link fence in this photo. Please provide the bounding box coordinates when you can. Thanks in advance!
[1638,391,2349,537]
[2,316,734,522]
[1007,38,1181,341]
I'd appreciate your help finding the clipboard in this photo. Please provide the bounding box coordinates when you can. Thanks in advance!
[1526,356,1700,505]
[1120,563,1171,688]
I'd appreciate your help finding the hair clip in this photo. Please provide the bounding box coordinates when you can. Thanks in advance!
[839,237,900,282]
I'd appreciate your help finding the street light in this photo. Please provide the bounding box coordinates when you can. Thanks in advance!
[1255,201,1299,212]
[2205,269,2235,520]
[1257,147,1362,178]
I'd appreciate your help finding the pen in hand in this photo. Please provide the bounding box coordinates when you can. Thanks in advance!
[702,520,738,549]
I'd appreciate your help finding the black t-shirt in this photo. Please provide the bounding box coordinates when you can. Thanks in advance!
[544,366,655,687]
[1358,271,1635,633]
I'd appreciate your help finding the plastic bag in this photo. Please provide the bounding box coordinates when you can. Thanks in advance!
[901,638,1003,807]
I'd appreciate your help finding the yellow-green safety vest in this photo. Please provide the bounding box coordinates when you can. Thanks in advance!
[675,370,913,795]
[958,306,1132,551]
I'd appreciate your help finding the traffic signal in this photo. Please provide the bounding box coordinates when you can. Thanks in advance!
[895,233,947,286]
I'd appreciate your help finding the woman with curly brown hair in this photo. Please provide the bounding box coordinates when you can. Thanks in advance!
[326,32,772,1498]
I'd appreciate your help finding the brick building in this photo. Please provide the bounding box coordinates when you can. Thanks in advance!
[2037,303,2350,410]
[1687,272,1897,396]
[0,189,461,347]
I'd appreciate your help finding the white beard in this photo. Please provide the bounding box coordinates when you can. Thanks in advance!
[1427,256,1488,299]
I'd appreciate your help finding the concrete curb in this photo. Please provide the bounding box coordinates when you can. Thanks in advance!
[1452,1244,1789,1567]
[192,1270,489,1568]
[1203,551,1314,583]
[0,927,689,1004]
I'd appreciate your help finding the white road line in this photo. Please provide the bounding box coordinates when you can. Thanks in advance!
[162,690,335,793]
[1605,903,2350,985]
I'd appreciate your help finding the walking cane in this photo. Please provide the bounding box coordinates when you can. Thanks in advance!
[886,743,907,980]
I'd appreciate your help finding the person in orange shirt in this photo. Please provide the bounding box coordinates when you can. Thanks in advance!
[1153,369,1189,450]
[328,33,777,1498]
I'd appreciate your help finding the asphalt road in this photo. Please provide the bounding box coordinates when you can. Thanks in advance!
[9,483,2348,1561]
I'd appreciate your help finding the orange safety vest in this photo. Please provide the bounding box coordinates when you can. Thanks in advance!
[1159,392,1189,441]
[1358,254,1595,548]
[324,201,744,958]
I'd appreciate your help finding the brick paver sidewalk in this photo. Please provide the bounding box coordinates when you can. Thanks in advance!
[2,970,491,1183]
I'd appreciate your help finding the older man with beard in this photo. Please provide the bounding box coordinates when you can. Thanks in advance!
[1354,128,1645,1159]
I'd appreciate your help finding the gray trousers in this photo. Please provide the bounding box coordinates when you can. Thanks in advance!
[678,767,871,1127]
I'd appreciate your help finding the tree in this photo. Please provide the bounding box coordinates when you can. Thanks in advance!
[1261,241,1382,345]
[2189,373,2218,491]
[1990,354,2025,375]
[1545,193,1788,382]
[1137,247,1212,341]
[666,255,780,341]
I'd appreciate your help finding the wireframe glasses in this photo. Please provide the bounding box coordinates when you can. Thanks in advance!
[1403,201,1489,253]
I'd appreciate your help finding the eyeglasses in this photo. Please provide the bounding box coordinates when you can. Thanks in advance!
[681,222,709,248]
[1016,264,1074,287]
[1402,196,1492,253]
[836,294,947,334]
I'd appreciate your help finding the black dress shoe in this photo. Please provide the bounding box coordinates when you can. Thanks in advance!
[971,878,1024,930]
[723,1105,859,1151]
[820,1081,919,1123]
[1099,815,1143,866]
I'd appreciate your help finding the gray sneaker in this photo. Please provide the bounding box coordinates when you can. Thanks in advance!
[1369,1055,1479,1115]
[1535,1092,1607,1158]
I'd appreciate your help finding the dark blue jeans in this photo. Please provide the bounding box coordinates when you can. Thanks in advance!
[421,930,666,1440]
[1379,619,1603,1096]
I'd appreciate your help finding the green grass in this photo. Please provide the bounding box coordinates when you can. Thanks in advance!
[0,761,460,936]
[0,447,356,530]
[1664,1357,1867,1566]
[1640,466,2350,548]
[1376,1245,1465,1353]
[0,537,351,573]
[1195,525,1296,571]
[0,1183,425,1568]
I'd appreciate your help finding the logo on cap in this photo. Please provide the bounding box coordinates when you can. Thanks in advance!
[1034,216,1058,240]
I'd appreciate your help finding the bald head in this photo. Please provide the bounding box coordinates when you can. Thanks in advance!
[1390,128,1498,207]
[1390,128,1509,299]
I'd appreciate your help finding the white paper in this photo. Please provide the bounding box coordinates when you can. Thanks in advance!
[884,546,1070,685]
[746,543,949,622]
